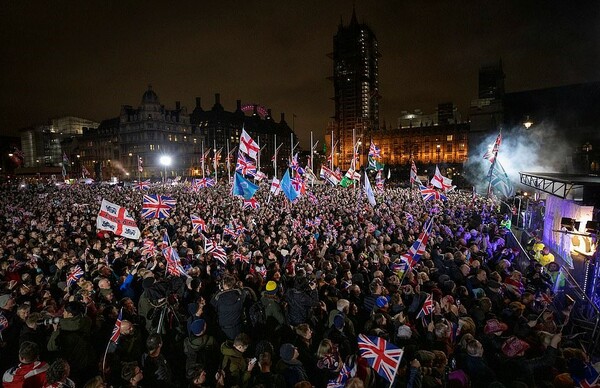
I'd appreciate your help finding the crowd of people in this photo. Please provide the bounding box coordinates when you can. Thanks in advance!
[0,178,596,388]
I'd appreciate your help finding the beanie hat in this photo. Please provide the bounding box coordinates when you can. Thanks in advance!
[376,296,388,308]
[502,336,530,358]
[280,343,296,362]
[265,281,278,294]
[484,319,508,335]
[0,294,11,309]
[190,319,206,336]
[333,314,345,330]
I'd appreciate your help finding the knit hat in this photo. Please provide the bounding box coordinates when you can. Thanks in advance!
[397,325,412,339]
[265,281,278,294]
[501,336,530,357]
[484,319,508,335]
[0,294,11,309]
[190,319,206,336]
[280,343,296,362]
[333,314,345,330]
[376,296,388,308]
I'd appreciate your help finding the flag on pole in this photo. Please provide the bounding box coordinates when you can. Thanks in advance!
[431,165,453,191]
[141,195,176,219]
[239,128,260,159]
[419,185,447,201]
[401,217,433,269]
[137,180,150,190]
[236,152,257,176]
[368,142,381,158]
[357,334,404,383]
[66,265,84,288]
[232,172,259,199]
[320,166,341,186]
[110,309,123,344]
[191,215,207,234]
[366,156,384,171]
[242,198,260,210]
[410,160,419,185]
[162,245,188,277]
[488,159,514,197]
[270,177,281,196]
[280,169,299,202]
[363,173,376,207]
[483,132,502,164]
[141,239,156,257]
[96,199,141,240]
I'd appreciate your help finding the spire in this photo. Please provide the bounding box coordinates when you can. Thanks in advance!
[350,3,358,25]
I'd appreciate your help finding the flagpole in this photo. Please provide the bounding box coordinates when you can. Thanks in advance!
[486,130,501,199]
[290,132,294,174]
[257,136,261,172]
[214,139,218,183]
[227,139,231,183]
[274,133,277,177]
[331,129,334,170]
[201,140,205,180]
[137,155,141,182]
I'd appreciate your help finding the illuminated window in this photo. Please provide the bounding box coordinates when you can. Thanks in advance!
[459,143,465,150]
[447,135,453,141]
[149,145,155,151]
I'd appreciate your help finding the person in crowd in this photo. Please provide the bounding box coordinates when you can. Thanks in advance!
[2,341,48,388]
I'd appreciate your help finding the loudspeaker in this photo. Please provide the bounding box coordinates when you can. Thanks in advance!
[585,221,598,233]
[561,217,575,231]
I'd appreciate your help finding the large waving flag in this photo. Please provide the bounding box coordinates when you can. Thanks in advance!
[232,172,259,199]
[137,180,150,190]
[142,195,176,219]
[270,177,281,196]
[291,153,305,175]
[483,132,502,164]
[320,165,341,186]
[66,265,84,288]
[242,198,260,210]
[236,152,257,176]
[375,170,385,190]
[162,246,188,277]
[431,165,453,191]
[410,160,420,185]
[239,128,260,159]
[280,169,299,202]
[368,142,381,159]
[419,185,447,201]
[367,156,384,171]
[488,160,514,197]
[363,173,376,207]
[141,239,157,257]
[401,217,433,269]
[96,199,141,240]
[357,334,404,383]
[191,215,207,234]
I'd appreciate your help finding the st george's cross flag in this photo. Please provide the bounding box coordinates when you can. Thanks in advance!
[239,128,260,159]
[96,199,141,240]
[141,195,176,219]
[431,165,453,192]
[270,177,281,196]
[357,334,404,383]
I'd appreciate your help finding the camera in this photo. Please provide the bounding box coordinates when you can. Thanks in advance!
[38,317,60,326]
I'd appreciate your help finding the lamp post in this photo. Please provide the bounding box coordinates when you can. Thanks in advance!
[523,116,533,130]
[159,155,172,184]
[436,144,441,163]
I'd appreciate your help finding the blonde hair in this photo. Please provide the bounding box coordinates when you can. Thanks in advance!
[317,338,335,358]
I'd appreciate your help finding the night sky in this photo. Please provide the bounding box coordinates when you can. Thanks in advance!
[1,0,599,146]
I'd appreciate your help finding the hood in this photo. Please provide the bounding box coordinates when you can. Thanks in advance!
[220,341,243,358]
[185,334,213,352]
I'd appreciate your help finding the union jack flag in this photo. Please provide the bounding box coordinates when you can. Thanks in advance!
[419,185,447,201]
[234,252,249,263]
[236,152,257,176]
[410,160,419,185]
[327,358,357,388]
[141,195,176,219]
[357,334,404,383]
[0,312,8,332]
[162,246,187,277]
[66,265,84,288]
[242,198,260,210]
[115,237,125,249]
[110,308,122,344]
[192,178,215,191]
[191,214,208,234]
[576,362,599,388]
[291,175,305,193]
[369,142,381,158]
[291,153,305,175]
[137,180,150,190]
[401,217,433,269]
[141,239,156,257]
[376,170,385,190]
[204,238,217,253]
[206,240,227,264]
[483,132,502,164]
[223,225,236,238]
[417,293,434,319]
[307,192,318,204]
[235,223,247,236]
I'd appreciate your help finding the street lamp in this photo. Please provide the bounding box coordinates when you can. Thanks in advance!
[436,144,441,163]
[523,116,533,130]
[160,155,172,183]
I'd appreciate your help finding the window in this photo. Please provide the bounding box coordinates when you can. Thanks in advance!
[459,143,465,150]
[446,143,452,152]
[446,135,453,141]
[149,144,155,151]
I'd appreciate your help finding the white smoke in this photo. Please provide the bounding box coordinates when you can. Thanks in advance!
[464,121,575,194]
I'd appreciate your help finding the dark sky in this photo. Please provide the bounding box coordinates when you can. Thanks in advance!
[1,0,599,146]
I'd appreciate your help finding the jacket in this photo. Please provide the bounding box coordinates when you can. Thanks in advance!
[260,292,286,327]
[47,316,95,373]
[220,341,251,388]
[183,334,217,375]
[284,288,319,327]
[211,288,247,339]
[2,361,48,388]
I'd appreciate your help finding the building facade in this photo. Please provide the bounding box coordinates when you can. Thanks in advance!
[329,8,380,169]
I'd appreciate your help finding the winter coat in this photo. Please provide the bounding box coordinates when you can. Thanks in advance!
[220,340,251,388]
[47,316,95,377]
[211,288,247,340]
[284,288,319,327]
[183,333,217,375]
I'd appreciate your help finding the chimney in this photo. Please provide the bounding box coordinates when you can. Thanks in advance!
[195,97,202,109]
[236,100,241,111]
[280,113,285,122]
[175,101,181,110]
[215,93,221,105]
